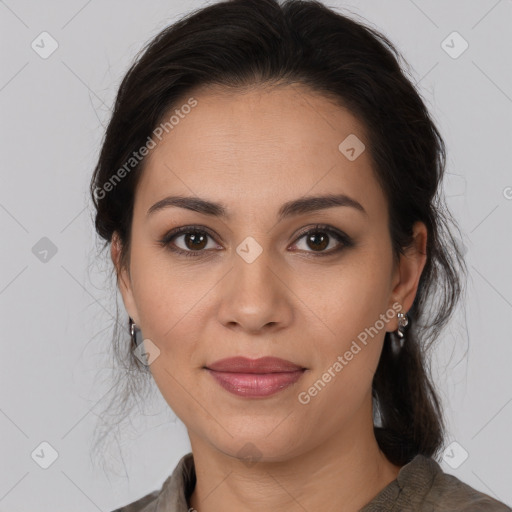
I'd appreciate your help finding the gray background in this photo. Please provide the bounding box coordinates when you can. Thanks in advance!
[1,0,511,510]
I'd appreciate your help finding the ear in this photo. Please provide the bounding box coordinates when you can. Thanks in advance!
[387,221,427,331]
[111,232,140,324]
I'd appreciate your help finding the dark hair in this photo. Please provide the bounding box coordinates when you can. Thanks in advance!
[90,0,466,469]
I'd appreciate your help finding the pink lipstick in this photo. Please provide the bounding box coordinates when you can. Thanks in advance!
[205,356,306,398]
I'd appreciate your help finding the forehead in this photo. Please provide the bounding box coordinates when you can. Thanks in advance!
[135,83,386,219]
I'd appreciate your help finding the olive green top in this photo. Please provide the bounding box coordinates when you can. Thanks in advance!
[112,452,511,511]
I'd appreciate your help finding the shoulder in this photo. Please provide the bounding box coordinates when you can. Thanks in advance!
[109,452,196,512]
[404,455,511,511]
[110,489,159,512]
[362,454,510,511]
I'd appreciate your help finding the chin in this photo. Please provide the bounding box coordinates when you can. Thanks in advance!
[211,430,303,464]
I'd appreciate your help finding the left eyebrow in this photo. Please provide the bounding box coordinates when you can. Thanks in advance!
[146,193,367,220]
[277,193,367,220]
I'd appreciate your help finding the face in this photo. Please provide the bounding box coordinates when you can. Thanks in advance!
[113,83,426,462]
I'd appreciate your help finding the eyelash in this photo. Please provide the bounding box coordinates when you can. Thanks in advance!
[158,224,354,259]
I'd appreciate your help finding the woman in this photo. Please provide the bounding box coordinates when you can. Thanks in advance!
[90,0,511,510]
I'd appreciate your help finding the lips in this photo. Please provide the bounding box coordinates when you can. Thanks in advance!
[206,356,304,373]
[205,356,306,398]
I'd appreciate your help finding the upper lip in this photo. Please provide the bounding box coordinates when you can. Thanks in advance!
[206,356,305,373]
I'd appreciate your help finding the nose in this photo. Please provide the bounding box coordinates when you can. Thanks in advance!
[216,245,294,335]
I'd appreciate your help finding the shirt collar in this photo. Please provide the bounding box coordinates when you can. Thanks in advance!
[153,452,438,511]
[155,452,196,512]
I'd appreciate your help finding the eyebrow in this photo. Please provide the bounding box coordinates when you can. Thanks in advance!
[146,193,367,220]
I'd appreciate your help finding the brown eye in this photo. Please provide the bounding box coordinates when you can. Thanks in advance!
[159,226,219,258]
[305,231,329,251]
[159,224,353,259]
[292,225,354,256]
[181,231,208,251]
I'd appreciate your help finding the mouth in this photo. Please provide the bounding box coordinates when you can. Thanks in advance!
[204,356,306,398]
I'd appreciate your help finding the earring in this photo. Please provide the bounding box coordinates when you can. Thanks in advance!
[129,317,142,348]
[396,310,409,338]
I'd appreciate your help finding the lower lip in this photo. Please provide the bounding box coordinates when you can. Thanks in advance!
[206,369,305,397]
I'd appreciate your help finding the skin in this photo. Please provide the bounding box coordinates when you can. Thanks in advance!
[112,83,427,512]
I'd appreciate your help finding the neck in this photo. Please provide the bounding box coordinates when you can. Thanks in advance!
[188,414,401,512]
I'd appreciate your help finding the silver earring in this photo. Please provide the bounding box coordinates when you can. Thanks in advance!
[396,311,409,338]
[129,317,142,348]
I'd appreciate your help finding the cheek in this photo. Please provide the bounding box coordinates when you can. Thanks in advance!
[130,240,203,323]
[293,276,389,435]
[293,250,393,407]
[129,254,210,418]
[298,252,392,348]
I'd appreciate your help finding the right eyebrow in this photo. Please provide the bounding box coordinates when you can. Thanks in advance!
[147,195,229,218]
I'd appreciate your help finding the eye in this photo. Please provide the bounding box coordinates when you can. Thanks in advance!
[158,223,353,259]
[158,226,220,258]
[290,224,353,256]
